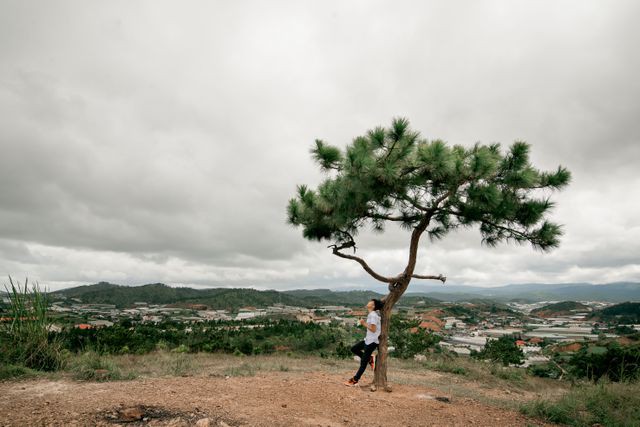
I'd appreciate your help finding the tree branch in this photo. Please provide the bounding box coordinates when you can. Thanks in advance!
[411,274,446,283]
[332,248,394,283]
[365,212,421,222]
[445,208,531,241]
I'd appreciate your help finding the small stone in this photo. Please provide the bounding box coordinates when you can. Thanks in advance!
[218,421,231,427]
[281,404,287,408]
[166,418,189,427]
[119,406,144,422]
[195,418,211,427]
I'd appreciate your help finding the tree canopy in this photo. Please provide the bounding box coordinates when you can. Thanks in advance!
[287,117,570,285]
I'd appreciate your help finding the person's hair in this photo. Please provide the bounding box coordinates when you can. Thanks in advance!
[371,299,384,311]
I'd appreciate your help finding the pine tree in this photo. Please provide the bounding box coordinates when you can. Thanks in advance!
[287,118,570,390]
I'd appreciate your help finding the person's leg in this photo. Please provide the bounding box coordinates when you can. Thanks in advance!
[350,340,365,359]
[353,342,378,381]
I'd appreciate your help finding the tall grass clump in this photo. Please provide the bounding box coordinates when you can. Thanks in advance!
[69,351,133,381]
[521,381,640,426]
[0,276,64,372]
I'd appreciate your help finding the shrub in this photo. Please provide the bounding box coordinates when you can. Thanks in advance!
[567,342,640,382]
[528,362,562,379]
[389,318,441,359]
[334,342,352,359]
[473,335,524,366]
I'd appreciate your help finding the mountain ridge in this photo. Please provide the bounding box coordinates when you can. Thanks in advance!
[44,281,640,308]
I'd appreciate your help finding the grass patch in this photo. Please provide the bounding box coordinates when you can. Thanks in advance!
[69,351,135,381]
[224,362,258,377]
[171,353,193,376]
[490,365,525,382]
[0,364,39,380]
[521,381,640,426]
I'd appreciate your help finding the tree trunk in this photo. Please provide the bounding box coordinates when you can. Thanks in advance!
[373,281,408,391]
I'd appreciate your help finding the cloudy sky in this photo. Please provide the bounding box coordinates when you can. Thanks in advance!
[1,1,639,292]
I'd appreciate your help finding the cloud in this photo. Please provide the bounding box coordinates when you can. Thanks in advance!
[0,1,639,291]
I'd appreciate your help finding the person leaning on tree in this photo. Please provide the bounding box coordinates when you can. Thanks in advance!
[344,298,383,386]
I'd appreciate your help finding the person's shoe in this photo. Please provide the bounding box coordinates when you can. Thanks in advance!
[369,355,376,371]
[344,377,358,387]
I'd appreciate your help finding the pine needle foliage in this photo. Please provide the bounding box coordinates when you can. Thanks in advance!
[288,118,571,251]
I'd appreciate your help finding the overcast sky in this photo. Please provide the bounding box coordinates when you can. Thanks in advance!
[1,1,639,292]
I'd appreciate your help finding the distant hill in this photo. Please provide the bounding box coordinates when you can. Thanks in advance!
[530,301,590,318]
[590,302,640,324]
[52,283,438,310]
[46,281,640,310]
[405,282,640,302]
[55,283,309,310]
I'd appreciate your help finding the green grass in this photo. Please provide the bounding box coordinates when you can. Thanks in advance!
[0,277,64,372]
[68,351,135,381]
[0,364,39,380]
[521,381,640,426]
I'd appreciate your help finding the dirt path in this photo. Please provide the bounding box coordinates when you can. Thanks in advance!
[0,371,552,427]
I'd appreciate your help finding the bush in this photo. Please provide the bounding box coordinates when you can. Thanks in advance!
[528,362,562,379]
[521,381,640,426]
[473,335,524,366]
[567,342,640,382]
[334,342,352,359]
[389,318,441,359]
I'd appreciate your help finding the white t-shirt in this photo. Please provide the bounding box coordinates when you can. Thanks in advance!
[364,311,381,345]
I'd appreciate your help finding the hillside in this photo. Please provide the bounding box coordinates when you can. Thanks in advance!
[48,281,640,310]
[55,283,313,309]
[590,302,640,323]
[530,301,590,318]
[405,282,640,302]
[52,283,439,310]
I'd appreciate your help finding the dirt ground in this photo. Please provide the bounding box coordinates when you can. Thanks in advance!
[0,370,554,427]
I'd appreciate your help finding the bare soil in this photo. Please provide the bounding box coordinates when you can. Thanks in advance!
[0,370,554,426]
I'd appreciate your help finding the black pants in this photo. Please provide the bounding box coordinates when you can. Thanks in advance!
[350,340,378,381]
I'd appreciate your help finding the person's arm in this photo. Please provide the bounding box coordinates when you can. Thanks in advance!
[359,318,377,332]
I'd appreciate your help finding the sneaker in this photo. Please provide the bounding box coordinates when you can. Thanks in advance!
[344,377,358,387]
[369,355,376,371]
